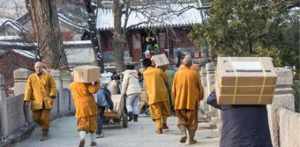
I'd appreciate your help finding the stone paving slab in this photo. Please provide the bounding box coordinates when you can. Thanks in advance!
[14,116,219,147]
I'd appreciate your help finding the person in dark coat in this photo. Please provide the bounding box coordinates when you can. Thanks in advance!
[95,83,114,138]
[207,90,273,147]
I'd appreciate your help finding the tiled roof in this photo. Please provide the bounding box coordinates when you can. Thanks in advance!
[0,17,26,32]
[96,3,203,30]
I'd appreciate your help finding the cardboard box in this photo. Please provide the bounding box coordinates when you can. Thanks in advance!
[151,53,169,67]
[216,57,277,105]
[73,65,100,83]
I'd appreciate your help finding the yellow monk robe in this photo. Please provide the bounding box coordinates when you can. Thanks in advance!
[172,65,203,131]
[172,65,203,110]
[148,102,169,130]
[191,64,200,71]
[143,67,168,105]
[143,67,170,131]
[69,82,99,133]
[24,73,57,129]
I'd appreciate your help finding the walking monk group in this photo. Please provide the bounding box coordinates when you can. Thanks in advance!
[172,55,204,145]
[24,62,57,141]
[142,58,170,134]
[23,57,204,146]
[69,80,100,147]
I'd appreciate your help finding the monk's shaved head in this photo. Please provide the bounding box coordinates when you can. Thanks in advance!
[34,61,46,74]
[35,61,44,67]
[182,55,192,67]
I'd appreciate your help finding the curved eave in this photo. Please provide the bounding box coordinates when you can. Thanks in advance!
[97,22,201,31]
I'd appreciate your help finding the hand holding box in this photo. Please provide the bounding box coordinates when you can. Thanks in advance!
[73,65,100,83]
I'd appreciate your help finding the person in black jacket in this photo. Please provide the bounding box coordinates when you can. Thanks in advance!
[207,90,273,147]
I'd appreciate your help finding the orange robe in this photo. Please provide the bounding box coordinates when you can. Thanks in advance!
[70,82,100,133]
[24,73,57,110]
[172,65,203,110]
[24,72,57,129]
[172,65,203,131]
[143,67,169,105]
[143,67,170,130]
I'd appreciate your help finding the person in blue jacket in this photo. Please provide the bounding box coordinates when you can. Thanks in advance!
[95,83,114,138]
[207,90,273,147]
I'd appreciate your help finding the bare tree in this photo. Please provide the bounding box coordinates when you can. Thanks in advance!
[111,0,128,71]
[83,0,105,72]
[25,0,68,69]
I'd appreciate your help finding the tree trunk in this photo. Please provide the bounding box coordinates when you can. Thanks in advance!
[112,0,126,71]
[27,0,68,69]
[84,0,105,72]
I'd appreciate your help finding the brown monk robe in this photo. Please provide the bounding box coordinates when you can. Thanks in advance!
[142,58,170,134]
[172,56,204,145]
[24,62,57,141]
[70,81,100,147]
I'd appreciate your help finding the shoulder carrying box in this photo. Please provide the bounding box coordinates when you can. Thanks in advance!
[73,65,100,83]
[216,57,277,105]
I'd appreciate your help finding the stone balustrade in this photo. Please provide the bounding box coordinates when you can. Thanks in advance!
[0,68,74,146]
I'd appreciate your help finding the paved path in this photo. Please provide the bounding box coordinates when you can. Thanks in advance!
[14,116,219,147]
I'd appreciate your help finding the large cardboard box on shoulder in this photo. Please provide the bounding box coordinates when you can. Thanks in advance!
[216,57,277,105]
[151,53,169,67]
[73,65,100,83]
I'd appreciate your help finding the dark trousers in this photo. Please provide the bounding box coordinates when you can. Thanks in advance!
[96,106,105,134]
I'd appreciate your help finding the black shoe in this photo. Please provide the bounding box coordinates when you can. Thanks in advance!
[162,123,169,129]
[91,141,97,147]
[128,112,133,121]
[79,140,85,147]
[40,129,49,141]
[96,132,104,138]
[179,136,187,143]
[133,114,138,122]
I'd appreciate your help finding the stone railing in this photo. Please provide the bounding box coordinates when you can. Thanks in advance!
[199,63,219,133]
[278,108,300,147]
[0,74,33,146]
[0,68,75,146]
[267,68,295,147]
[294,80,300,112]
[200,62,217,114]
